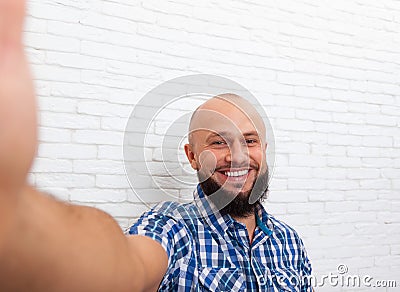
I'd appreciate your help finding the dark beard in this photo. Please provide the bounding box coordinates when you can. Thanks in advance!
[198,168,269,218]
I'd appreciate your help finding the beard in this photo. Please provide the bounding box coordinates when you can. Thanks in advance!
[198,166,269,218]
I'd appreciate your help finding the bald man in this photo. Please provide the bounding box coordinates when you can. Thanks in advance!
[128,95,312,291]
[0,1,312,291]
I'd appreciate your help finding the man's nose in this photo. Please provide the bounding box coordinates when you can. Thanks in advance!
[225,139,249,167]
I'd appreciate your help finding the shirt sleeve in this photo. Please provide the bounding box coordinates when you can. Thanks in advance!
[299,239,313,292]
[127,205,190,267]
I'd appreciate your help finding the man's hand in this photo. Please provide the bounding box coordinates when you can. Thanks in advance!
[0,1,168,290]
[0,0,37,193]
[0,0,37,251]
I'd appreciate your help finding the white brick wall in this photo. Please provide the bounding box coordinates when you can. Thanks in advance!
[26,0,399,290]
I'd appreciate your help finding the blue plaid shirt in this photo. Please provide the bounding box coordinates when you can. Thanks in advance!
[129,185,312,291]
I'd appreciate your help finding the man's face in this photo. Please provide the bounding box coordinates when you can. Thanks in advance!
[185,98,268,216]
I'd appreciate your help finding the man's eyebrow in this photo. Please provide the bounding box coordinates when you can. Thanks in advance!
[205,132,226,141]
[243,131,260,137]
[205,131,260,142]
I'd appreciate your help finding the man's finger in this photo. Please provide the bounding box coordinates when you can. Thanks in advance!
[0,0,36,192]
[0,0,25,52]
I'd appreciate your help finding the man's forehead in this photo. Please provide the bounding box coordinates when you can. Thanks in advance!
[189,95,266,140]
[190,97,265,131]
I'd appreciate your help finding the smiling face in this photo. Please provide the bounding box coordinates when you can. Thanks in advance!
[184,94,268,217]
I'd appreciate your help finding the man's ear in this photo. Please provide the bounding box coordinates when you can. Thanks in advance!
[184,144,198,170]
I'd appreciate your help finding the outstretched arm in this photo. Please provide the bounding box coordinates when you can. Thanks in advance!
[0,1,167,291]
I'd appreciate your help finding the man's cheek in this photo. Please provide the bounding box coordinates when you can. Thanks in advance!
[198,150,217,172]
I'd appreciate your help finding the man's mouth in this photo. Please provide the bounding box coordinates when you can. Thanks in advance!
[224,169,249,177]
[214,168,253,184]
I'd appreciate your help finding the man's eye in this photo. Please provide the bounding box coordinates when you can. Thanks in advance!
[212,140,226,145]
[246,139,257,144]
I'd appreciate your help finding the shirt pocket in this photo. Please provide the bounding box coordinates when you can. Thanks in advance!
[198,267,246,292]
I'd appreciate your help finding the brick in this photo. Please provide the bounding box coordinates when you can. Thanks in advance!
[280,214,310,227]
[32,64,81,83]
[287,202,324,214]
[98,145,124,160]
[360,200,391,212]
[296,109,332,122]
[81,40,138,63]
[35,173,95,188]
[80,12,138,34]
[38,127,71,143]
[288,179,326,190]
[73,160,124,175]
[289,154,327,167]
[347,125,382,136]
[31,158,73,173]
[26,47,46,65]
[40,112,100,130]
[325,179,359,190]
[96,174,131,189]
[101,2,157,24]
[344,190,378,201]
[381,105,399,116]
[73,130,123,146]
[332,112,365,124]
[275,142,310,154]
[328,134,362,146]
[362,136,393,147]
[274,166,312,179]
[308,191,345,202]
[325,201,358,213]
[25,32,80,53]
[269,190,309,203]
[38,96,77,113]
[127,188,180,203]
[46,51,105,71]
[268,178,288,191]
[359,179,391,190]
[38,143,97,159]
[277,72,315,86]
[28,2,84,22]
[290,132,328,144]
[312,167,347,179]
[319,223,354,236]
[314,75,349,90]
[311,144,346,156]
[347,168,380,179]
[275,119,315,132]
[313,100,348,113]
[362,157,393,168]
[24,16,47,33]
[365,114,397,127]
[263,203,287,215]
[70,188,127,203]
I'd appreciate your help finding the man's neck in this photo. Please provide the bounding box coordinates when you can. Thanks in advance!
[231,213,257,244]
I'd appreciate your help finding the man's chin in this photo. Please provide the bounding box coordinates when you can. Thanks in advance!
[218,184,247,194]
[198,168,269,218]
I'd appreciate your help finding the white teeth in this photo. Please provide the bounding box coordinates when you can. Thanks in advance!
[224,170,249,177]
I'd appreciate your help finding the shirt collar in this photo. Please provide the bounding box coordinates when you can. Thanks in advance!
[194,184,234,234]
[194,184,274,236]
